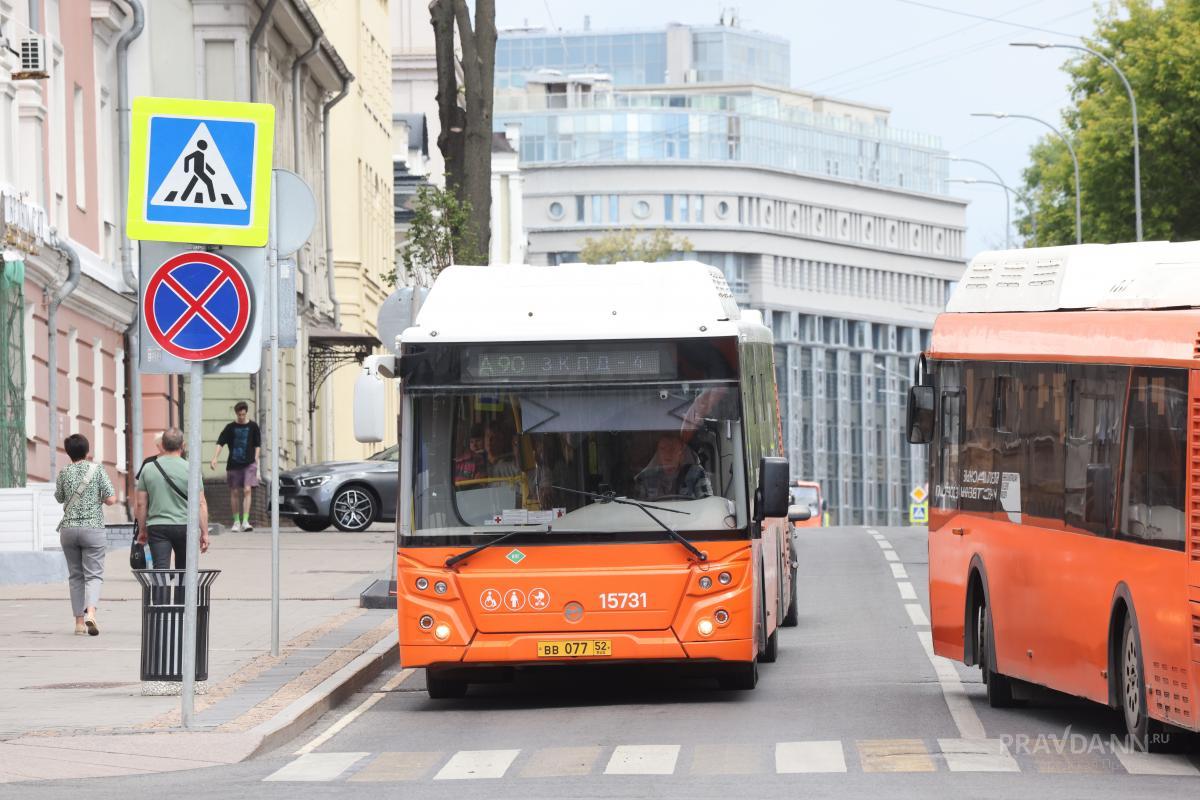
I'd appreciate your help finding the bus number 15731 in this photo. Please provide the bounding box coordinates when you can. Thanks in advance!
[599,592,648,609]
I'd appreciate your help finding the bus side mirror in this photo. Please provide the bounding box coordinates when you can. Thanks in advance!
[907,385,935,444]
[788,505,811,523]
[1084,463,1113,526]
[353,356,394,443]
[757,457,790,520]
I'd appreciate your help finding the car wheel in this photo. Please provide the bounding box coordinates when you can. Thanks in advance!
[293,516,330,532]
[331,486,378,532]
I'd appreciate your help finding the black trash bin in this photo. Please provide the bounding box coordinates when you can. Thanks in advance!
[132,569,220,682]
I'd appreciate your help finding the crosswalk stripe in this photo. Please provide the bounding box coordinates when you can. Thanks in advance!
[689,743,767,775]
[883,550,900,562]
[1030,750,1115,774]
[1114,750,1200,776]
[905,603,931,626]
[857,739,936,772]
[348,751,443,782]
[433,749,520,780]
[604,745,680,775]
[263,752,368,782]
[519,746,603,778]
[890,563,909,579]
[897,581,918,600]
[775,741,847,773]
[938,738,1019,772]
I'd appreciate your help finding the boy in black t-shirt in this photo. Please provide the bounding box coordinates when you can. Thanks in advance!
[210,401,261,531]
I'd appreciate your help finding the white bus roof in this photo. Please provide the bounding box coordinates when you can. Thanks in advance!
[401,261,761,345]
[947,240,1200,313]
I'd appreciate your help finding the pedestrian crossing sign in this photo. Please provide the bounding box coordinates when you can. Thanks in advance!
[909,502,929,524]
[126,97,274,247]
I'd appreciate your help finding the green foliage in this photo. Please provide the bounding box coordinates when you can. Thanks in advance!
[1019,0,1200,245]
[578,227,694,265]
[386,184,484,287]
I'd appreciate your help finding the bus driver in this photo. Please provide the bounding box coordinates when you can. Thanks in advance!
[634,434,713,501]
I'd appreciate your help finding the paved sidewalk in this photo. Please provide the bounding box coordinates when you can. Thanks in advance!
[0,528,398,783]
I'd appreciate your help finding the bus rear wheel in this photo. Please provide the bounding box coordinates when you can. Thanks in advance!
[978,601,1015,708]
[718,661,758,691]
[1121,615,1169,752]
[426,669,468,700]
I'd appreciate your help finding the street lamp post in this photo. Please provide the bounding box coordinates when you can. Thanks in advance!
[938,155,1011,248]
[1011,41,1141,241]
[947,178,1039,249]
[971,111,1081,244]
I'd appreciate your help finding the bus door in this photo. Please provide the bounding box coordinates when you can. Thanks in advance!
[1190,371,1200,591]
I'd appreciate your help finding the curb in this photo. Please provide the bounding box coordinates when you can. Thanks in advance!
[247,629,399,758]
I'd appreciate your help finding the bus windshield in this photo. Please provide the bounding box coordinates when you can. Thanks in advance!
[408,383,748,538]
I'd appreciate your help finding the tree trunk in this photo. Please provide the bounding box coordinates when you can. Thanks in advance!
[430,0,465,193]
[454,0,496,262]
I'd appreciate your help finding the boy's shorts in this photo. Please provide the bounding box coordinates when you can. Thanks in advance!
[226,463,259,489]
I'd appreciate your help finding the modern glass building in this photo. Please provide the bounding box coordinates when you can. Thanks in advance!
[493,22,965,525]
[496,23,789,89]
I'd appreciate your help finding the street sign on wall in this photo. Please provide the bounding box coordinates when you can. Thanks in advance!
[126,97,275,247]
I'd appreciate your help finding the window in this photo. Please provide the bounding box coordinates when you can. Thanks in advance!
[591,195,602,223]
[664,194,674,222]
[717,200,729,219]
[548,201,565,220]
[1119,368,1187,551]
[633,199,651,219]
[608,194,619,223]
[93,340,104,465]
[72,85,85,210]
[1064,367,1124,533]
[694,195,703,222]
[679,194,688,222]
[575,195,585,222]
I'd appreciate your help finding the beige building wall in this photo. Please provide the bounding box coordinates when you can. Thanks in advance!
[314,0,398,461]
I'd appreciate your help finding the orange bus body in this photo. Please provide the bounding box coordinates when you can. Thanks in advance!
[927,309,1200,732]
[790,481,824,529]
[396,536,787,668]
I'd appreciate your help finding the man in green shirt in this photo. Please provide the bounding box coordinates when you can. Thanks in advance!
[136,427,210,568]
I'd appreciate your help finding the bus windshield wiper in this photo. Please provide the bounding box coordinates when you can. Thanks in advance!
[444,525,550,569]
[550,486,707,562]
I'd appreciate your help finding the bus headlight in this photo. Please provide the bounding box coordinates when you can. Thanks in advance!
[698,618,715,637]
[433,623,451,641]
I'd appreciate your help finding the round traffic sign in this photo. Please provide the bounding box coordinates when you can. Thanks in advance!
[143,251,252,361]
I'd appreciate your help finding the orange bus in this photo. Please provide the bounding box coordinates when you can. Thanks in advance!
[790,481,825,529]
[908,242,1200,749]
[355,263,803,698]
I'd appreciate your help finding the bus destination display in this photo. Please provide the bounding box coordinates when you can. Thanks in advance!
[463,346,674,382]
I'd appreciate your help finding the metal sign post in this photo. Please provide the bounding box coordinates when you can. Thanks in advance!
[180,360,204,726]
[269,173,281,657]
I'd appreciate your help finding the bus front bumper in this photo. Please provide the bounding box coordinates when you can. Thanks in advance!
[400,631,755,668]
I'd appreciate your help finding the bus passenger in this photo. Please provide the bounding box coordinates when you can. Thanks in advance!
[634,434,713,501]
[485,418,520,478]
[454,424,487,481]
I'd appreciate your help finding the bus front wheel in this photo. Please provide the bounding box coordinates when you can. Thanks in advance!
[978,601,1015,708]
[1121,614,1169,752]
[718,661,758,691]
[426,669,467,700]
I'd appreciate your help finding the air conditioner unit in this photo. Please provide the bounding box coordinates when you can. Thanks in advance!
[13,34,49,80]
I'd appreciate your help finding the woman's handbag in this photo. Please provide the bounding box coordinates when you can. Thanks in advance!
[129,526,147,570]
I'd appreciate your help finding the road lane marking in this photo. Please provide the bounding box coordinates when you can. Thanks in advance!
[348,751,443,782]
[905,604,931,627]
[774,741,847,773]
[857,739,936,772]
[264,752,367,782]
[897,581,918,600]
[918,631,987,740]
[519,746,602,778]
[434,750,520,780]
[688,743,766,775]
[890,563,908,579]
[295,668,415,755]
[938,738,1019,772]
[877,540,894,550]
[883,550,900,562]
[1115,751,1200,776]
[604,745,680,775]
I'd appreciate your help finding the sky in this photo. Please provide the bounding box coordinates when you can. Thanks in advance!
[493,0,1102,258]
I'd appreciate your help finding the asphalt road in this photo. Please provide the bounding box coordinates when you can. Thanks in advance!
[9,525,1200,799]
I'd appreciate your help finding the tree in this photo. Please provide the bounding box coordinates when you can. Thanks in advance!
[431,0,496,259]
[578,227,694,265]
[1018,0,1200,245]
[386,184,483,287]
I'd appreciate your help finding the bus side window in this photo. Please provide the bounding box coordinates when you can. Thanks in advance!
[1064,366,1124,534]
[939,389,963,509]
[1119,368,1187,551]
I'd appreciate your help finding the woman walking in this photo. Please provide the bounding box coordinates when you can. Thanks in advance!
[54,433,117,636]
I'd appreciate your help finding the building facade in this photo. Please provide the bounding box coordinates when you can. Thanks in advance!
[493,23,966,525]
